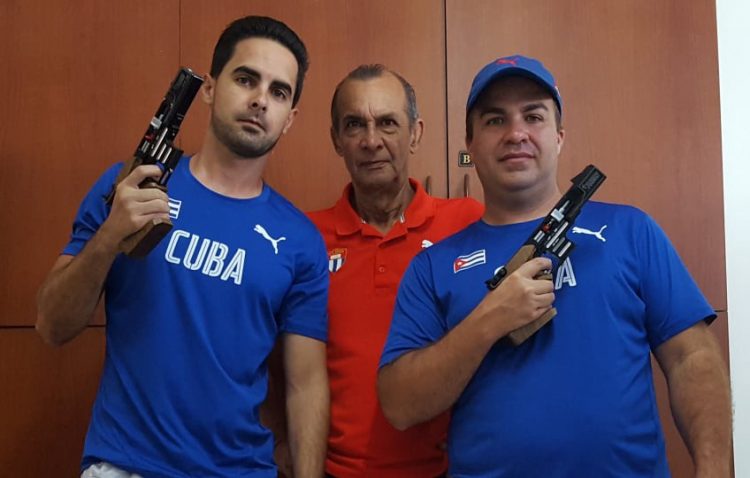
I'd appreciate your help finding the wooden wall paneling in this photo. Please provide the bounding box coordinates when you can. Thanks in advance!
[445,1,728,475]
[178,0,448,211]
[445,0,725,309]
[0,328,105,476]
[0,0,181,327]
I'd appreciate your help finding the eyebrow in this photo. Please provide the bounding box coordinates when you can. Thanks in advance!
[231,66,293,97]
[478,102,550,116]
[340,112,399,125]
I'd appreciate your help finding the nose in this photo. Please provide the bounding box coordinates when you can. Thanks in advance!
[504,118,529,144]
[249,89,268,112]
[360,124,383,150]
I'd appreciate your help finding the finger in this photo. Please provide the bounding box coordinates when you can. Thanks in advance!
[535,291,555,307]
[127,186,169,203]
[532,278,555,294]
[130,197,170,216]
[518,257,553,277]
[121,164,163,187]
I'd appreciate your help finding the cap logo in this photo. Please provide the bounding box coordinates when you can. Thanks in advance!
[496,57,517,66]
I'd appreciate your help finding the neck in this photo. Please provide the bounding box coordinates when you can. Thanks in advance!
[483,184,561,225]
[351,179,415,234]
[190,130,268,198]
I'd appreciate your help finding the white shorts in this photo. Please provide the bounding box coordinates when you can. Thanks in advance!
[81,462,143,478]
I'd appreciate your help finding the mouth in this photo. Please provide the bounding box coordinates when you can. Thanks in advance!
[238,118,265,132]
[359,159,390,169]
[498,151,534,162]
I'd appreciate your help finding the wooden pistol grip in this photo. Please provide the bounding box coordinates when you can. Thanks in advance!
[505,255,556,346]
[119,183,171,258]
[504,244,538,274]
[120,218,173,258]
[507,307,557,346]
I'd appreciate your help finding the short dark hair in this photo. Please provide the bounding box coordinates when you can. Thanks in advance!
[465,80,562,142]
[330,64,419,131]
[210,16,309,107]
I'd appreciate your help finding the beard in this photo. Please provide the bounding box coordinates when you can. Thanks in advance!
[210,114,281,159]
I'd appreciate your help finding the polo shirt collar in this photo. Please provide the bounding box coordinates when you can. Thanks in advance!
[332,178,436,237]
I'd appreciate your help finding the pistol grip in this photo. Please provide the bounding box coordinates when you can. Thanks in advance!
[507,307,557,346]
[120,218,173,258]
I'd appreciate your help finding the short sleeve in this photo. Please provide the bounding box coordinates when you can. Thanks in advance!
[380,252,448,368]
[63,163,123,256]
[637,212,715,349]
[277,227,329,342]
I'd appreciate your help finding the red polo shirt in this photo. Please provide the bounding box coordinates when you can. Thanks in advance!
[308,179,483,478]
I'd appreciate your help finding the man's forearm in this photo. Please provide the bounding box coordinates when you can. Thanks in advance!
[668,346,731,476]
[377,309,500,431]
[657,325,732,477]
[286,373,328,477]
[36,229,120,345]
[284,335,328,478]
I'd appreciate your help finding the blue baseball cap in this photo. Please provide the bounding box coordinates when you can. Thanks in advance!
[466,55,562,116]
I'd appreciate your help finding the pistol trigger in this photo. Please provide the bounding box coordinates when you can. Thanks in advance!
[485,266,507,290]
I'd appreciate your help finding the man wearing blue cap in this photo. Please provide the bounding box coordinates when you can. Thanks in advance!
[377,55,731,477]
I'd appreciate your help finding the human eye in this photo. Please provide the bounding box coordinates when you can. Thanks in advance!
[235,75,254,87]
[526,113,544,123]
[272,87,288,100]
[344,119,363,130]
[380,118,399,131]
[485,115,503,126]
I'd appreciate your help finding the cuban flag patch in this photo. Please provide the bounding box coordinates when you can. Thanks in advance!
[328,248,347,273]
[453,249,486,273]
[168,198,182,219]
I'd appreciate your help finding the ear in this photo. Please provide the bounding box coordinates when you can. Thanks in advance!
[201,74,216,105]
[556,127,565,155]
[281,107,299,135]
[409,118,425,154]
[330,126,344,156]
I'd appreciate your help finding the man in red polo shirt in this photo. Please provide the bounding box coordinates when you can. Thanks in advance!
[307,64,483,478]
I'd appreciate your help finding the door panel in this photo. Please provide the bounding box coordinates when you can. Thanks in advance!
[0,0,180,326]
[178,0,448,211]
[0,328,104,476]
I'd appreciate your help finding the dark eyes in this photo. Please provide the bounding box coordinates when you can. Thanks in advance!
[344,119,398,130]
[235,77,289,101]
[236,76,254,86]
[484,114,544,126]
[271,88,288,100]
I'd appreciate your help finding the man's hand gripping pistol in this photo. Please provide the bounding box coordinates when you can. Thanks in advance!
[485,165,606,346]
[105,68,204,258]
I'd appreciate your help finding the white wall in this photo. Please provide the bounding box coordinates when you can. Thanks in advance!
[716,0,750,474]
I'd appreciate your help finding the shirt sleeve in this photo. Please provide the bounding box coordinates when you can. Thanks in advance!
[636,211,716,349]
[62,163,123,256]
[277,225,329,342]
[380,251,448,368]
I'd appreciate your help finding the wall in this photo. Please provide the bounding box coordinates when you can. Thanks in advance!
[716,0,750,474]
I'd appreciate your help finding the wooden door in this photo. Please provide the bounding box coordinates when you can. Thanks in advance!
[445,0,727,475]
[179,0,449,210]
[0,0,180,475]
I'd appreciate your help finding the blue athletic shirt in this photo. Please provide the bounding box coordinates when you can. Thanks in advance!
[380,202,714,477]
[64,156,329,477]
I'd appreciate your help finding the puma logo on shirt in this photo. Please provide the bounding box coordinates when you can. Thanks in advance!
[254,224,286,255]
[571,225,607,242]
